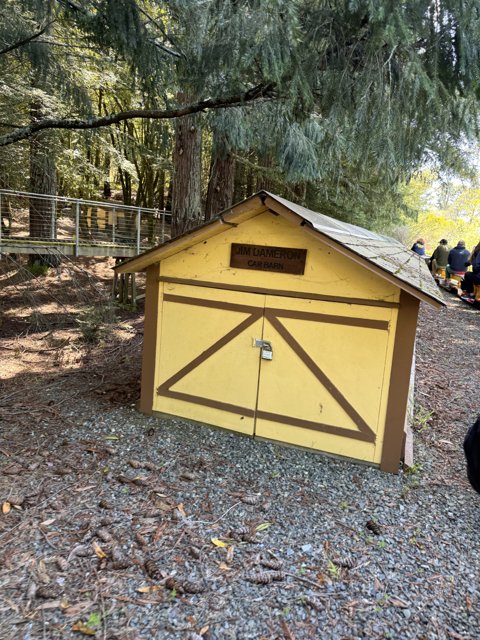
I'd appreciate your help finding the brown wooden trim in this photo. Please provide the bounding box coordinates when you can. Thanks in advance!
[159,276,399,308]
[380,292,419,472]
[265,307,389,330]
[161,390,255,417]
[139,264,161,414]
[163,293,261,314]
[265,314,376,443]
[157,291,378,443]
[256,410,374,442]
[264,196,444,309]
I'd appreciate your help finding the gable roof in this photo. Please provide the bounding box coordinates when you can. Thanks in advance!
[116,191,444,308]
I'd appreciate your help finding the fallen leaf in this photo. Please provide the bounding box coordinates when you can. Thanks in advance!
[226,545,235,563]
[103,435,119,441]
[63,601,95,617]
[255,522,272,532]
[72,621,96,636]
[177,503,186,517]
[211,538,227,548]
[137,585,163,593]
[40,519,56,527]
[156,500,174,512]
[2,501,11,514]
[74,486,96,492]
[218,562,232,571]
[92,542,107,559]
[199,625,209,636]
[36,600,62,610]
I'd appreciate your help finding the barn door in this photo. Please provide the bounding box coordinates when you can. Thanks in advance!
[254,296,392,462]
[155,284,266,435]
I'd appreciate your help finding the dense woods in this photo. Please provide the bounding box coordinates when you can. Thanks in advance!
[1,0,480,234]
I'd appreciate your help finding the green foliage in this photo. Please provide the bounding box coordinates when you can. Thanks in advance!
[413,403,433,433]
[2,1,480,229]
[26,262,49,277]
[405,462,423,476]
[76,304,116,344]
[327,560,341,580]
[398,169,480,251]
[86,611,101,628]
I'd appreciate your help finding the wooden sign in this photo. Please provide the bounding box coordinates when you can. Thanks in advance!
[230,243,307,275]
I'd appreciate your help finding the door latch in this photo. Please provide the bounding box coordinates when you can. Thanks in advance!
[254,339,273,360]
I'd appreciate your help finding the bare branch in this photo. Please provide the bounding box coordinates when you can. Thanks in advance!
[0,20,55,56]
[137,5,182,57]
[0,83,276,147]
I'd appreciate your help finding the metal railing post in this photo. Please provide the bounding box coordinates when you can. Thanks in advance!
[75,201,80,256]
[51,197,56,239]
[112,207,116,244]
[161,209,165,243]
[0,192,2,247]
[136,207,141,253]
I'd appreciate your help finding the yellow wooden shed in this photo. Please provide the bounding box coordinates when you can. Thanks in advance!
[115,191,444,472]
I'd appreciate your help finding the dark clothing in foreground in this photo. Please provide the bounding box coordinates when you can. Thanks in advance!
[461,272,475,295]
[411,242,426,256]
[431,244,450,268]
[460,251,480,295]
[464,417,480,494]
[448,247,470,272]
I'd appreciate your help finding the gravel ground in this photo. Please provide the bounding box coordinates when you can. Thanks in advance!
[1,288,480,640]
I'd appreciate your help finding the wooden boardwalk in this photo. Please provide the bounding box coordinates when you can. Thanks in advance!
[0,190,170,259]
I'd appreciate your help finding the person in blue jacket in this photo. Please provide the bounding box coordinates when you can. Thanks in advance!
[446,240,470,278]
[411,238,426,256]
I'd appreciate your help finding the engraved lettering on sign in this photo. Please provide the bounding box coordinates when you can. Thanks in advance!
[230,244,307,275]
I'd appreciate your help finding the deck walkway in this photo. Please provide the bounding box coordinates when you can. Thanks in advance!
[0,190,170,259]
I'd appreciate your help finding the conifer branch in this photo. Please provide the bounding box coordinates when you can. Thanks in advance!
[0,83,276,147]
[0,20,55,56]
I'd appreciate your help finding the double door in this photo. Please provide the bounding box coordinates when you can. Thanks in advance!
[155,283,392,462]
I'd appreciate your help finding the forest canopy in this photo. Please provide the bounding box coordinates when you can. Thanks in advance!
[1,0,480,233]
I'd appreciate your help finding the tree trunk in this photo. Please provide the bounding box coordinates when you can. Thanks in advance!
[256,153,274,192]
[29,101,58,266]
[233,157,245,203]
[246,162,255,197]
[205,150,235,220]
[171,109,202,237]
[157,170,165,210]
[293,182,307,202]
[28,3,58,267]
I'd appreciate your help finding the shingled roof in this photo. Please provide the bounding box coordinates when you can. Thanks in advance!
[116,190,444,308]
[264,192,444,307]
